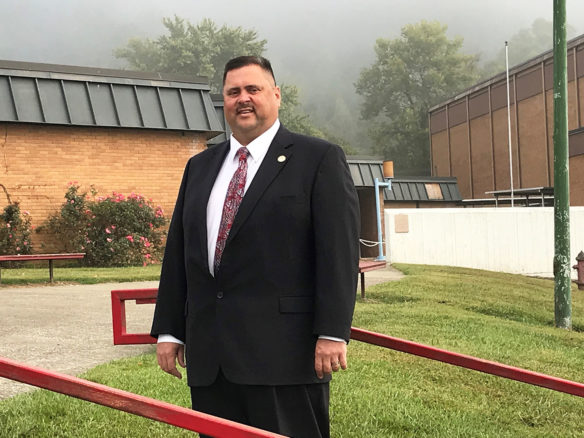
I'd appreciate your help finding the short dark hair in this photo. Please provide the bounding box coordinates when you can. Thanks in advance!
[222,56,276,85]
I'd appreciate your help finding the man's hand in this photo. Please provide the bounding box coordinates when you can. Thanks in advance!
[314,338,347,379]
[156,342,185,379]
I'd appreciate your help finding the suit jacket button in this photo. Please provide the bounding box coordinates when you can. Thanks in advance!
[217,291,223,299]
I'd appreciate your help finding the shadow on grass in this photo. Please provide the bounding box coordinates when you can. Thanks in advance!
[466,304,549,325]
[360,292,420,305]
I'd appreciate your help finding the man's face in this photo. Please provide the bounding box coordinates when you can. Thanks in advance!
[223,64,281,145]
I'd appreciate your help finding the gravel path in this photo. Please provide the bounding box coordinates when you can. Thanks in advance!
[0,265,403,400]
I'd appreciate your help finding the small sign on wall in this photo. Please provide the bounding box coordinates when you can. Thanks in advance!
[395,214,409,233]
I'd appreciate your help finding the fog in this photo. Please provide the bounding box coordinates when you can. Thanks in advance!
[2,0,583,149]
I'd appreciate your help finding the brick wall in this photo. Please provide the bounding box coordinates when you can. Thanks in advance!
[0,123,208,250]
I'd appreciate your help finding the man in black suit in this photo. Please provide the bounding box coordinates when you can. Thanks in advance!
[151,56,359,438]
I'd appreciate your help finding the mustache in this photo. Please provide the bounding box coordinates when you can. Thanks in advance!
[236,103,254,112]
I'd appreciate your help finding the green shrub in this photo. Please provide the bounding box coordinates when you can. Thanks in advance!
[41,184,166,267]
[0,202,33,255]
[42,183,89,253]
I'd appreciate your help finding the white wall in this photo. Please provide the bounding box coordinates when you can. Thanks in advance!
[385,207,584,278]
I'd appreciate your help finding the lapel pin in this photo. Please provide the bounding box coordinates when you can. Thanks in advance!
[277,155,286,163]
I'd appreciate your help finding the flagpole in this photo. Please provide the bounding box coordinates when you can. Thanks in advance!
[505,41,514,207]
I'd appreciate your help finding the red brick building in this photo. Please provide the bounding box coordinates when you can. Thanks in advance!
[0,60,223,247]
[429,34,584,204]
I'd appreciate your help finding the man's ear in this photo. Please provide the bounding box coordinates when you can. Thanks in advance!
[275,86,281,107]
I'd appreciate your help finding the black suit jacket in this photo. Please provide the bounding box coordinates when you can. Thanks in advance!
[151,126,359,387]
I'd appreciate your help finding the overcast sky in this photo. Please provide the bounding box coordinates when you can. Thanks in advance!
[2,0,583,75]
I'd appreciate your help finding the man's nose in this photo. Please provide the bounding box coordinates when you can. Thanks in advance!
[238,90,251,102]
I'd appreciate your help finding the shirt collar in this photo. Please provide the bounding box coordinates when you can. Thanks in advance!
[229,119,280,163]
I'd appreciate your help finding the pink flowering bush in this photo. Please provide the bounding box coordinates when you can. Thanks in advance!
[40,184,166,267]
[0,203,33,256]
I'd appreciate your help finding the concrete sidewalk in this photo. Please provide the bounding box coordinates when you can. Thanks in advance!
[0,281,158,400]
[0,264,403,400]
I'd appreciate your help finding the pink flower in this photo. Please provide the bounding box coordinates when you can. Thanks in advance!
[23,211,30,215]
[8,234,12,239]
[70,200,75,204]
[143,261,147,267]
[106,238,112,243]
[105,228,111,234]
[16,247,20,251]
[149,223,153,229]
[23,241,28,245]
[126,235,134,243]
[145,253,151,259]
[6,223,10,228]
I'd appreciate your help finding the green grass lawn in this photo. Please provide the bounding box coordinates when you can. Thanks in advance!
[2,264,584,437]
[0,263,161,285]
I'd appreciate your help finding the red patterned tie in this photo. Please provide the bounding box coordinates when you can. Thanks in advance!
[214,146,250,274]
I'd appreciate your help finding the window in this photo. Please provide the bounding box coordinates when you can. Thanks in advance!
[425,183,443,200]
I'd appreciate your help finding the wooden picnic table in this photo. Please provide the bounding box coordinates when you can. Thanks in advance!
[0,253,86,283]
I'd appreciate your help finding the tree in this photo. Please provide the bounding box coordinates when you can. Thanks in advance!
[480,18,577,78]
[115,16,266,93]
[115,16,330,142]
[355,21,479,175]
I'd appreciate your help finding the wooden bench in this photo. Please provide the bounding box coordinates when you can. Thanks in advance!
[358,259,387,298]
[0,253,86,283]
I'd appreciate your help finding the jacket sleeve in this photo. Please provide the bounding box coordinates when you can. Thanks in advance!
[311,144,360,342]
[150,158,191,341]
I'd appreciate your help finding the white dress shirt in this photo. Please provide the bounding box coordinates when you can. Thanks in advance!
[158,119,342,345]
[205,120,280,276]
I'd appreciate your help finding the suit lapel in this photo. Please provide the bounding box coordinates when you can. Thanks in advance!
[225,127,294,247]
[195,142,230,268]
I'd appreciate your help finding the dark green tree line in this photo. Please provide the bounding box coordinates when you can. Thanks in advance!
[356,21,479,175]
[115,16,332,142]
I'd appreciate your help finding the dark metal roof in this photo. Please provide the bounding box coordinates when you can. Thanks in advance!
[347,159,461,202]
[208,94,232,145]
[0,59,223,137]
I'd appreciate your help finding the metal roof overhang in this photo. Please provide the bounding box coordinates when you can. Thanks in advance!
[0,60,224,138]
[347,159,461,202]
[207,94,232,145]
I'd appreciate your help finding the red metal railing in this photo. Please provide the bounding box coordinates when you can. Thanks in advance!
[111,287,584,398]
[350,327,584,398]
[111,288,157,345]
[4,287,583,438]
[0,356,286,438]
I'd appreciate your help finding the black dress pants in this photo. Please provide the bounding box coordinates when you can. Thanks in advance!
[191,370,330,438]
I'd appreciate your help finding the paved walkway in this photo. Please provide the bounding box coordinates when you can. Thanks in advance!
[0,265,403,400]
